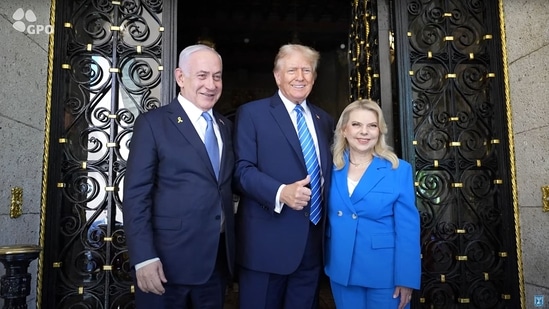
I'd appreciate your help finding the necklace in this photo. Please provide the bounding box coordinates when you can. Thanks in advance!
[349,157,373,167]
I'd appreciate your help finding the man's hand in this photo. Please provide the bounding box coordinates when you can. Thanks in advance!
[280,175,312,210]
[136,260,167,295]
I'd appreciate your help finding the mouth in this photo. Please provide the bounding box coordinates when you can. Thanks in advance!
[291,84,306,89]
[201,92,217,98]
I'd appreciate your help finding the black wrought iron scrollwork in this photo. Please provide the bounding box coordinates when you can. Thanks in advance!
[43,0,164,307]
[408,0,520,307]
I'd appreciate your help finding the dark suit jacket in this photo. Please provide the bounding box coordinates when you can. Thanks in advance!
[123,98,235,285]
[234,93,334,275]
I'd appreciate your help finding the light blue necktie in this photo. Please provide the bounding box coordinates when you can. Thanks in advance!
[295,104,322,225]
[202,112,219,179]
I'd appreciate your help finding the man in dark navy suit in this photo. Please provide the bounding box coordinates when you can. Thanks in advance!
[123,44,235,308]
[234,44,334,309]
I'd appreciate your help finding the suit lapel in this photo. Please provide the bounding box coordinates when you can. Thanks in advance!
[309,104,331,178]
[213,111,231,180]
[349,157,387,204]
[165,100,217,180]
[269,95,305,166]
[333,164,356,211]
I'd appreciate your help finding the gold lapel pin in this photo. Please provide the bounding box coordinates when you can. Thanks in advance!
[177,117,183,123]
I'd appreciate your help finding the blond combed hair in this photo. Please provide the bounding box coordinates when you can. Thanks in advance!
[273,44,320,76]
[332,99,399,170]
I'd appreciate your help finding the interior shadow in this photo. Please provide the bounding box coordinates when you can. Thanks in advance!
[177,0,351,120]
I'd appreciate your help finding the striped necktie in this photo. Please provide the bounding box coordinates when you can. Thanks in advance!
[202,112,219,179]
[295,104,321,225]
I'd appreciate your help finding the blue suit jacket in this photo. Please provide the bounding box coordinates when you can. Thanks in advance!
[324,156,421,289]
[123,98,235,285]
[234,93,334,274]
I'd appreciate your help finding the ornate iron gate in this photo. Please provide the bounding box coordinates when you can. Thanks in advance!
[350,0,523,308]
[39,1,176,308]
[400,1,522,308]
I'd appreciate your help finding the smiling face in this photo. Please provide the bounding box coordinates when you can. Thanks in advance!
[175,49,222,111]
[343,108,380,156]
[273,52,316,104]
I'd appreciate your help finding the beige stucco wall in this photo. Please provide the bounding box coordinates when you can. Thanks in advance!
[0,1,51,308]
[0,1,547,308]
[504,0,549,308]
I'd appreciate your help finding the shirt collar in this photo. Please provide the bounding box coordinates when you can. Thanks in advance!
[177,94,213,123]
[278,90,310,116]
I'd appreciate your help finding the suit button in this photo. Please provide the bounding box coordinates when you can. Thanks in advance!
[352,214,358,219]
[337,211,343,216]
[304,211,309,217]
[215,215,221,220]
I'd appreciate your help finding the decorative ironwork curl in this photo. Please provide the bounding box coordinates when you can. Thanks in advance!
[468,280,500,308]
[92,0,114,13]
[120,0,142,15]
[143,0,162,14]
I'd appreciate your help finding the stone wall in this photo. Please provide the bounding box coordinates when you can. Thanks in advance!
[0,1,51,308]
[504,0,549,307]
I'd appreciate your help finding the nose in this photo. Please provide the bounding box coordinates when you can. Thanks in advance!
[295,69,304,80]
[205,76,217,89]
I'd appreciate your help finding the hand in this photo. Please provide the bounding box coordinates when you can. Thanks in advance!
[136,260,167,295]
[393,286,412,309]
[280,175,311,210]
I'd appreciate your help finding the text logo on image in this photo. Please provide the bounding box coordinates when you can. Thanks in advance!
[12,8,53,34]
[534,295,544,307]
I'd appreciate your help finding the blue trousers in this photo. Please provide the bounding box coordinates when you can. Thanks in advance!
[330,280,410,309]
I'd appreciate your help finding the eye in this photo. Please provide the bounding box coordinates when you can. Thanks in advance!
[303,68,312,74]
[367,123,378,129]
[213,74,222,81]
[351,122,361,127]
[287,69,296,74]
[197,73,207,79]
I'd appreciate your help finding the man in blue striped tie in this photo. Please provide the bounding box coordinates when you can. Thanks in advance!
[234,44,335,309]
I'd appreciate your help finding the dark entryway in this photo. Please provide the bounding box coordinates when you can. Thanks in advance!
[177,0,351,120]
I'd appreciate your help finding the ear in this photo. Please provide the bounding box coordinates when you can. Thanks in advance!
[273,70,281,85]
[174,68,185,88]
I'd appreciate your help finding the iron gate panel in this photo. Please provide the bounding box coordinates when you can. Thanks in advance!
[40,1,166,308]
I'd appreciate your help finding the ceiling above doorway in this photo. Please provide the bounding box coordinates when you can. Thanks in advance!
[177,0,350,72]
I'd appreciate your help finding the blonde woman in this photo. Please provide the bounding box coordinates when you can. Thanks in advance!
[325,99,421,309]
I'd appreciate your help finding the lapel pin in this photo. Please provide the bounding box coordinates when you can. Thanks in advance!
[315,114,320,119]
[219,119,225,126]
[177,117,183,123]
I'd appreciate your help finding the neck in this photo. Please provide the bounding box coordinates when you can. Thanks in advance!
[349,153,373,167]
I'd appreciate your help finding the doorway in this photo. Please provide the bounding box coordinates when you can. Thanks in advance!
[176,0,351,120]
[177,2,350,308]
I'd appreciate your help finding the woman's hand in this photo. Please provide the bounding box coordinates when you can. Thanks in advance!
[393,286,412,309]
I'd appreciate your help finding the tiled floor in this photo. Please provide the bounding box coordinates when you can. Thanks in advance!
[224,275,336,309]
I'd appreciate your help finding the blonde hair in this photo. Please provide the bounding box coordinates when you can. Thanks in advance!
[273,44,320,76]
[332,99,399,169]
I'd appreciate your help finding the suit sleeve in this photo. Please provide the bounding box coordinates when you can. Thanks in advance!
[393,161,422,289]
[123,114,159,268]
[233,105,284,209]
